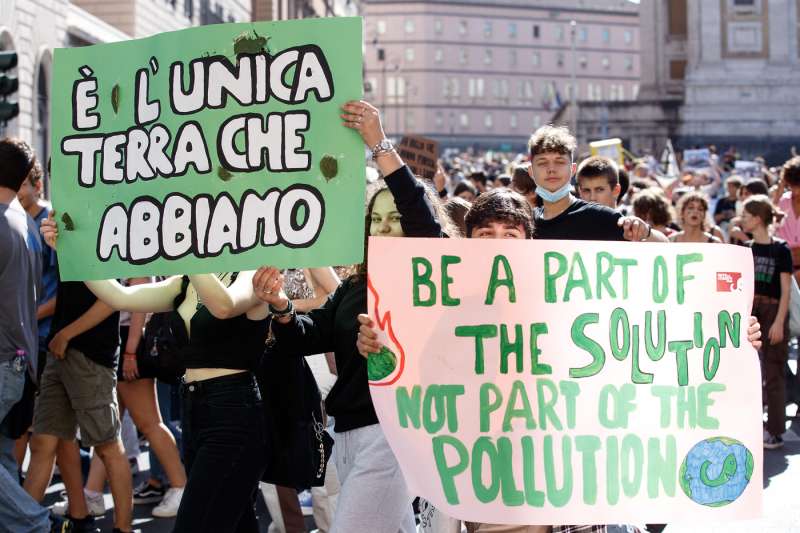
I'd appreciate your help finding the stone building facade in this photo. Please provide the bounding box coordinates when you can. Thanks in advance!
[363,0,641,150]
[576,0,800,163]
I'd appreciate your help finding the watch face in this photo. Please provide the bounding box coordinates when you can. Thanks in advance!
[377,140,392,151]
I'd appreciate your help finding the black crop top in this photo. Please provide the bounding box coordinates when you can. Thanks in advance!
[174,276,268,370]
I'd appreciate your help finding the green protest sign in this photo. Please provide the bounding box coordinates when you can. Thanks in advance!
[51,17,365,281]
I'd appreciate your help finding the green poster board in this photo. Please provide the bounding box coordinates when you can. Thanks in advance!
[51,17,365,281]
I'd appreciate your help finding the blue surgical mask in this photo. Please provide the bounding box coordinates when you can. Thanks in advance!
[535,181,573,203]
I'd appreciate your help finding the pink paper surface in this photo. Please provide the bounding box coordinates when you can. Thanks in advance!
[367,237,761,525]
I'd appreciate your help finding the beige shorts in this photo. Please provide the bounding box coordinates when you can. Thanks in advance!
[32,348,120,447]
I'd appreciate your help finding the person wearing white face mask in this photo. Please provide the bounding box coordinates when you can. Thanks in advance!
[526,125,667,243]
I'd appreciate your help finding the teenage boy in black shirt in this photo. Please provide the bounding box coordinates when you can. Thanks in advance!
[527,125,668,243]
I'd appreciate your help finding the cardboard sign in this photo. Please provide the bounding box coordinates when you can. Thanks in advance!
[589,138,624,166]
[683,149,712,172]
[399,135,440,180]
[51,18,365,280]
[734,161,761,179]
[367,237,761,525]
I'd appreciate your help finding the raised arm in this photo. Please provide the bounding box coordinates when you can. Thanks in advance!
[86,277,182,313]
[188,271,265,320]
[341,100,443,237]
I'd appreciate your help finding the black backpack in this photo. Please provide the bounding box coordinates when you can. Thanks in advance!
[141,311,188,385]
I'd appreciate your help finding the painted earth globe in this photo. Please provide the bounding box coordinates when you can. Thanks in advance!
[679,437,753,507]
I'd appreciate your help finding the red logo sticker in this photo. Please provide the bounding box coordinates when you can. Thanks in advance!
[716,272,742,292]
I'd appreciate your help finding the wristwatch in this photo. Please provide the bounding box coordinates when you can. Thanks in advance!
[371,139,395,160]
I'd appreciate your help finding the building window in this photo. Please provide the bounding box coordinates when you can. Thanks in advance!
[532,52,540,67]
[459,20,468,35]
[555,25,565,41]
[434,19,443,34]
[668,0,688,37]
[435,111,444,128]
[35,58,50,192]
[602,28,611,43]
[405,48,415,62]
[533,115,541,129]
[484,114,493,129]
[365,77,377,97]
[510,114,518,129]
[509,23,517,38]
[556,52,565,67]
[624,29,633,44]
[625,56,633,70]
[484,21,493,38]
[405,111,415,130]
[484,49,493,64]
[460,113,469,128]
[468,78,485,98]
[377,20,387,34]
[450,77,460,97]
[524,80,534,100]
[579,56,588,68]
[404,19,415,34]
[459,49,468,65]
[533,24,540,38]
[434,48,444,63]
[579,27,588,42]
[632,83,640,99]
[602,56,610,69]
[509,49,517,66]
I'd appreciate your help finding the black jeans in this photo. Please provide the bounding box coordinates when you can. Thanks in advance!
[173,371,267,533]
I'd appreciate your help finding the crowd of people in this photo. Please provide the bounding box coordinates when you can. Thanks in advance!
[0,96,790,533]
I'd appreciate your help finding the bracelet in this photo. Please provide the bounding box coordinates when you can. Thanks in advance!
[269,299,294,317]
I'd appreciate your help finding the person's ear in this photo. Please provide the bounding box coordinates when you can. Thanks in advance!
[613,183,621,197]
[570,161,577,177]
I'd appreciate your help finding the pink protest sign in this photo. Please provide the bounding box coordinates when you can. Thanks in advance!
[367,237,761,525]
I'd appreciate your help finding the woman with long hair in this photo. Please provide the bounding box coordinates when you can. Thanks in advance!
[252,100,449,533]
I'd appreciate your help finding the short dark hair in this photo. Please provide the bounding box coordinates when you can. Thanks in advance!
[576,156,619,189]
[0,138,37,192]
[465,188,534,238]
[632,189,673,227]
[528,125,576,159]
[743,178,769,196]
[511,165,535,195]
[453,180,478,198]
[469,171,488,186]
[782,156,800,187]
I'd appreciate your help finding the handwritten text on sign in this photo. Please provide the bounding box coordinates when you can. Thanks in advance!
[367,238,761,525]
[51,17,364,280]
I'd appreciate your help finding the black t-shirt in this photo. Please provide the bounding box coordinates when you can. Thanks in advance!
[714,197,737,221]
[749,239,792,300]
[534,198,625,241]
[49,280,120,368]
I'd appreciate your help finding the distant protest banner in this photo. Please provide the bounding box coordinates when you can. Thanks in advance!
[51,17,364,281]
[398,135,439,180]
[682,149,712,171]
[367,238,761,525]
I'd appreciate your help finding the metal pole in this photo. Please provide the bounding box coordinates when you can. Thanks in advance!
[570,20,578,139]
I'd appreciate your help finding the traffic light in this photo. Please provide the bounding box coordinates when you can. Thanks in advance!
[0,51,19,123]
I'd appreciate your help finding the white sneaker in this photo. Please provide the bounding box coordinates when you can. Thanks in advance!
[51,491,106,517]
[152,487,184,518]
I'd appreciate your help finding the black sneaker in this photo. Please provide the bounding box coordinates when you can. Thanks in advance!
[133,480,166,504]
[49,513,73,533]
[764,434,784,449]
[64,514,99,533]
